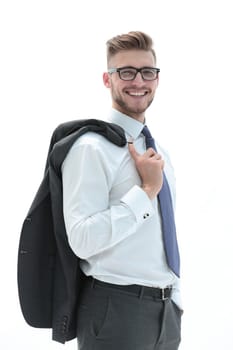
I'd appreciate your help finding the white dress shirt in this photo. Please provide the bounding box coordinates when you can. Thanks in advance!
[62,109,182,309]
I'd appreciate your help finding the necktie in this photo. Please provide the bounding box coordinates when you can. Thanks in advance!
[142,125,180,277]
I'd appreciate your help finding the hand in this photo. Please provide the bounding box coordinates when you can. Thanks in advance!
[128,142,164,199]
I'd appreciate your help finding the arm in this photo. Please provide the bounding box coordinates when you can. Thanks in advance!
[62,141,155,259]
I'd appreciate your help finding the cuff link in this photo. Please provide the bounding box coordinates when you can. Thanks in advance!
[143,213,150,219]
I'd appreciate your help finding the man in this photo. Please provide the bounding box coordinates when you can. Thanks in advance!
[62,31,182,350]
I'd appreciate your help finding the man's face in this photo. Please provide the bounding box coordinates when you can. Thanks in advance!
[103,49,159,122]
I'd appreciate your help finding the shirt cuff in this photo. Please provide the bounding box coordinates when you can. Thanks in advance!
[121,185,155,224]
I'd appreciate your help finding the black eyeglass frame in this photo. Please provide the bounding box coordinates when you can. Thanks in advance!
[108,66,160,81]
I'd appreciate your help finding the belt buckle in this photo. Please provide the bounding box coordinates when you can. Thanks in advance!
[161,288,168,301]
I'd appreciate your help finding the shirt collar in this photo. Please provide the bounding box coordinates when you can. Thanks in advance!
[107,108,144,140]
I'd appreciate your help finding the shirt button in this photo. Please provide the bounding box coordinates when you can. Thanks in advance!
[143,213,150,219]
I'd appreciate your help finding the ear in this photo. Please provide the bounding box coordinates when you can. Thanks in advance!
[103,72,111,88]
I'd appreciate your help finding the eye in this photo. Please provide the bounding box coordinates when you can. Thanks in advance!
[141,69,157,79]
[120,68,136,79]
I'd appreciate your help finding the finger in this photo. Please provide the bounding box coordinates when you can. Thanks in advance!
[146,147,155,155]
[146,148,162,160]
[128,142,139,160]
[154,153,162,160]
[145,147,157,158]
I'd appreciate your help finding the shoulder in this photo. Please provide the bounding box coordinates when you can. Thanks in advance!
[53,118,126,149]
[64,131,128,170]
[70,131,122,151]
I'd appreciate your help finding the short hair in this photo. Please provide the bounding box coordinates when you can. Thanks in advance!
[106,31,156,66]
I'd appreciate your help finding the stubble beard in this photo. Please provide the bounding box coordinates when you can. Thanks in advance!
[113,93,154,117]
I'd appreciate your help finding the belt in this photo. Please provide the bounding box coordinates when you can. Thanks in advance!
[87,277,172,301]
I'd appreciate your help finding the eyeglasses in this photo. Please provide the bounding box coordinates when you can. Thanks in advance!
[108,66,160,81]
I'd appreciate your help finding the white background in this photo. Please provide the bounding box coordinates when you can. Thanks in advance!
[1,0,233,349]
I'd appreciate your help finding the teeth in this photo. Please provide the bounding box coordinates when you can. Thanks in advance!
[128,92,146,96]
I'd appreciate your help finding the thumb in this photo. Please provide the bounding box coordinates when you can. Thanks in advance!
[128,141,139,160]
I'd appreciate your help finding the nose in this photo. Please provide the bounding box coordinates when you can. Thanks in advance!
[133,71,144,84]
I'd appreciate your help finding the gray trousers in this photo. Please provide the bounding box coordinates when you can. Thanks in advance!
[77,278,182,350]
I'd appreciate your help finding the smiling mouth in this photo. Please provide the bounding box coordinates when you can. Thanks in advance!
[126,91,149,96]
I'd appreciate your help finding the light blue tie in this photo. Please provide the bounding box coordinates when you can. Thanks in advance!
[142,125,180,277]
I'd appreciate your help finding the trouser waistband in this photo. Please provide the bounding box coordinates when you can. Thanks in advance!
[86,277,172,301]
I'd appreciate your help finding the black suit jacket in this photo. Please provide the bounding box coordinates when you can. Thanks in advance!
[17,119,126,343]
